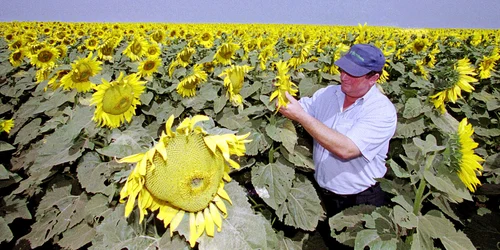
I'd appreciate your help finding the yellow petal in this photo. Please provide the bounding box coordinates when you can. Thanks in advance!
[217,185,232,205]
[170,210,185,236]
[118,153,145,163]
[213,196,228,218]
[204,207,215,237]
[157,205,179,228]
[165,115,175,137]
[156,139,168,161]
[189,115,209,131]
[189,212,197,248]
[195,211,205,239]
[209,203,222,232]
[203,136,218,154]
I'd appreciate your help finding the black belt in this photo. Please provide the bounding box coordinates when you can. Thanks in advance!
[320,182,380,199]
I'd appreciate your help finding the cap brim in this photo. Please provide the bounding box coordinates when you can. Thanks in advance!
[334,57,371,77]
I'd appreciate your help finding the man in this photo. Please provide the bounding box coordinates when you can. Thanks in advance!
[278,44,397,215]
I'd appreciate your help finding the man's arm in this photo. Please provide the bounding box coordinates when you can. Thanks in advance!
[278,92,361,160]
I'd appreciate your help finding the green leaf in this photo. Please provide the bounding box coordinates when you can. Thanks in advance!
[0,141,15,152]
[90,204,159,250]
[430,194,461,223]
[276,231,307,250]
[251,161,294,210]
[393,205,417,229]
[265,119,297,153]
[280,144,315,171]
[1,195,32,224]
[241,128,271,156]
[329,205,377,247]
[486,98,500,111]
[139,91,154,106]
[213,94,228,114]
[0,217,13,244]
[424,169,472,202]
[275,175,324,231]
[387,159,411,178]
[57,222,96,250]
[402,98,423,119]
[484,153,500,171]
[412,210,475,250]
[413,134,446,155]
[20,185,88,248]
[298,77,322,97]
[427,111,459,134]
[217,110,251,130]
[77,152,117,195]
[395,117,425,138]
[354,229,397,250]
[13,118,41,146]
[28,105,94,173]
[96,116,152,158]
[195,181,279,250]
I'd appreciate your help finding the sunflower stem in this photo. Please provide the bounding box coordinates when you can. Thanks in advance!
[412,153,436,215]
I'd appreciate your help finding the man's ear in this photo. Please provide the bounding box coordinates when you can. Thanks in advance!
[368,73,379,86]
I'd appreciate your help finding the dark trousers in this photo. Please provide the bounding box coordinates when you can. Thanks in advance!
[316,183,388,249]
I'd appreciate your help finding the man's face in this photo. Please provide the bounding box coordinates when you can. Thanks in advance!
[340,70,378,99]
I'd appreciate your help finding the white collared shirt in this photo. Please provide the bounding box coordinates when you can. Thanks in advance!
[299,84,397,195]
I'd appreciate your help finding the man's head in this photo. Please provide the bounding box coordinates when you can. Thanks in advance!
[334,44,385,77]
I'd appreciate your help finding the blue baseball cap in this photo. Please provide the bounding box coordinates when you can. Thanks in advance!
[334,44,385,77]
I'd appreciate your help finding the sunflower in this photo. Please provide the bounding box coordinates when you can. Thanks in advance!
[9,48,26,67]
[270,60,298,111]
[90,72,145,129]
[168,47,196,77]
[45,69,71,90]
[430,58,478,113]
[478,52,499,79]
[123,36,148,61]
[138,57,162,77]
[214,42,240,65]
[85,37,100,51]
[218,65,254,107]
[61,52,102,93]
[145,42,161,58]
[258,46,276,70]
[150,30,166,44]
[198,32,214,48]
[118,115,251,248]
[0,119,14,134]
[176,64,208,97]
[29,46,59,69]
[448,118,484,192]
[97,38,119,62]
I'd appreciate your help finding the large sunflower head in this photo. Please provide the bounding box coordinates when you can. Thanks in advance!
[177,47,196,66]
[218,65,253,107]
[270,60,298,111]
[61,52,103,92]
[118,115,251,247]
[122,36,148,61]
[29,46,59,69]
[447,118,484,192]
[138,57,162,77]
[90,72,146,129]
[214,42,240,65]
[430,58,478,113]
[176,64,208,98]
[9,48,27,67]
[478,53,500,79]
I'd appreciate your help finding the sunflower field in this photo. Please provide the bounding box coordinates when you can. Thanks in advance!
[0,21,499,250]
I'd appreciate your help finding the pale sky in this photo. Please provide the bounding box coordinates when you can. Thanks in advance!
[0,0,499,29]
